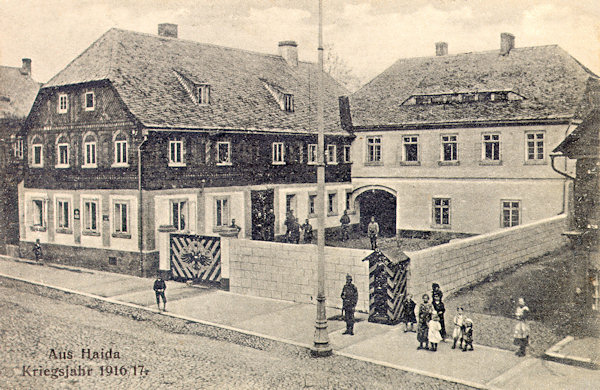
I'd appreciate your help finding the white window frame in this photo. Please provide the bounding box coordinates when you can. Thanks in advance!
[285,194,297,214]
[216,141,232,166]
[56,138,70,168]
[308,193,317,217]
[327,192,338,216]
[113,200,130,236]
[198,85,210,105]
[31,141,43,167]
[501,200,521,228]
[525,131,546,163]
[326,144,337,165]
[14,138,24,159]
[84,91,95,111]
[113,134,128,167]
[31,198,47,230]
[345,190,354,212]
[82,198,100,234]
[83,138,97,168]
[402,135,419,163]
[58,94,68,114]
[440,134,458,162]
[343,145,351,163]
[272,142,285,165]
[366,136,382,164]
[214,197,230,229]
[170,199,188,232]
[56,198,71,232]
[168,139,185,166]
[307,144,317,165]
[482,133,501,162]
[432,197,451,228]
[284,94,294,112]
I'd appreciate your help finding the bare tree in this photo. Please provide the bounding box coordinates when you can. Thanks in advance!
[324,44,363,93]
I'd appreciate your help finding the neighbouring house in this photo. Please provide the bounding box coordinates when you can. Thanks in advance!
[345,33,599,235]
[0,58,41,253]
[553,109,600,313]
[20,24,355,276]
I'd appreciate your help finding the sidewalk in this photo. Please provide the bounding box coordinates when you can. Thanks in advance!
[2,255,598,389]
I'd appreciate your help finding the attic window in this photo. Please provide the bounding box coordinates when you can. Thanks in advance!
[405,91,521,106]
[284,94,294,112]
[198,85,210,105]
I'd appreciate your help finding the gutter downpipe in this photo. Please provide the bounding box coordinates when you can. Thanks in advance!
[138,134,148,277]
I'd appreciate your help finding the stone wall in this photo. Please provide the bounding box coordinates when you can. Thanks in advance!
[228,240,371,311]
[406,214,568,298]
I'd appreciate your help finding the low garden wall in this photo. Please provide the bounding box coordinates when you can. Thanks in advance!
[406,214,569,299]
[228,240,371,312]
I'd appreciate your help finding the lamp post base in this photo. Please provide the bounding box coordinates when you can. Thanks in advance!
[311,294,332,357]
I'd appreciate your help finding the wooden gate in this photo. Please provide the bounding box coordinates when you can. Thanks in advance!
[367,250,410,324]
[170,233,221,284]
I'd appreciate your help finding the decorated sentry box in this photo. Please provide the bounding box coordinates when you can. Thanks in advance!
[366,249,410,324]
[169,233,222,285]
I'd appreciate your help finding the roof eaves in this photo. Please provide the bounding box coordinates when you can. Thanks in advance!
[353,116,574,131]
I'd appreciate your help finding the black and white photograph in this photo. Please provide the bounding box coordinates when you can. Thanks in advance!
[1,0,599,388]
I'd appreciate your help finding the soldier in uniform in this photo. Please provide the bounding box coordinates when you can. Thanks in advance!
[367,216,380,250]
[301,219,313,243]
[33,239,43,263]
[340,210,351,241]
[341,274,358,335]
[153,276,167,311]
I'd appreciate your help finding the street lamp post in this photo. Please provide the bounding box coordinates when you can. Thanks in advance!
[311,0,332,357]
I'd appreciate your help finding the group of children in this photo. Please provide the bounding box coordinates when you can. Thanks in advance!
[401,283,473,352]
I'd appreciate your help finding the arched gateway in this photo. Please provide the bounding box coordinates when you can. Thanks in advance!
[352,186,397,237]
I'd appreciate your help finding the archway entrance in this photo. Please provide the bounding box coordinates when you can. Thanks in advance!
[356,189,397,237]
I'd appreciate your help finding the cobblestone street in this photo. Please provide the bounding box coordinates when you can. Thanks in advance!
[1,284,472,390]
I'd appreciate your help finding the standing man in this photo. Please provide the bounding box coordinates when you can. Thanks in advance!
[340,210,351,241]
[301,219,313,244]
[153,276,167,312]
[367,216,380,250]
[33,239,43,263]
[284,210,295,243]
[265,208,275,241]
[341,274,358,335]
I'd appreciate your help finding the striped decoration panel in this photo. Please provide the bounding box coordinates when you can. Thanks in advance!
[170,233,221,283]
[367,250,410,325]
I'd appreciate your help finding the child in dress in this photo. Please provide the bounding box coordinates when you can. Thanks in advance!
[462,318,474,352]
[452,307,464,349]
[402,294,417,332]
[513,297,530,357]
[432,295,446,340]
[428,313,443,352]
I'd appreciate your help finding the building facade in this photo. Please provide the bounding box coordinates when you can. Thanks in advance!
[347,33,599,235]
[20,25,355,276]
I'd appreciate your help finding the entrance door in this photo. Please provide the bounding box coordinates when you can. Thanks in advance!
[357,189,397,237]
[251,189,274,240]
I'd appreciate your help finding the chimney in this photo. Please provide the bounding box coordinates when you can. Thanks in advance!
[278,41,298,67]
[20,58,31,76]
[338,96,353,133]
[158,23,178,38]
[435,42,448,56]
[500,32,515,55]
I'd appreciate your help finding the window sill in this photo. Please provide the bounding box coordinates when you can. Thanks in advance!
[213,226,234,233]
[111,163,130,168]
[112,232,132,239]
[82,230,101,237]
[216,162,233,167]
[55,164,70,169]
[30,164,44,168]
[307,213,317,219]
[346,210,357,215]
[524,160,547,165]
[168,162,187,168]
[30,226,47,232]
[479,160,502,166]
[431,225,451,230]
[158,225,178,233]
[82,164,97,169]
[57,110,68,115]
[307,162,318,165]
[84,107,95,112]
[364,161,383,166]
[399,161,420,166]
[438,161,460,166]
[272,162,286,166]
[327,162,338,165]
[56,228,73,235]
[327,211,338,217]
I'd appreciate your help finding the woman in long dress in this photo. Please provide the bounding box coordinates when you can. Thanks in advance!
[416,294,433,350]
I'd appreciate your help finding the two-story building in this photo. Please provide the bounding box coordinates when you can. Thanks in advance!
[347,33,599,235]
[20,24,355,275]
[0,59,40,253]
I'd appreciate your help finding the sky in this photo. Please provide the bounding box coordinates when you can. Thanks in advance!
[1,0,599,86]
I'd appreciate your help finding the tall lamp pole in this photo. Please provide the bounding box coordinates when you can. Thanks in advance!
[311,0,332,357]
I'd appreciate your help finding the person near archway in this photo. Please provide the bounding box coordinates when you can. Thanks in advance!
[367,216,379,250]
[340,210,351,241]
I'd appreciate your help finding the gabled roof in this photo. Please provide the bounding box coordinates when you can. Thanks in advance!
[0,66,41,119]
[553,109,600,158]
[350,45,598,128]
[44,28,349,135]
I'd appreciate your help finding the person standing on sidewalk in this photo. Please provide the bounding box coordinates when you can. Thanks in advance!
[452,307,465,349]
[340,210,351,241]
[417,294,433,350]
[33,239,43,263]
[432,295,446,340]
[367,217,379,250]
[301,219,313,244]
[462,318,474,352]
[341,274,358,335]
[401,294,417,332]
[428,313,442,352]
[513,297,530,357]
[153,276,167,312]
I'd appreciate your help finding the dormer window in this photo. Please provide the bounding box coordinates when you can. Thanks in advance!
[404,90,522,106]
[84,92,95,111]
[284,94,294,112]
[58,94,68,114]
[198,85,210,105]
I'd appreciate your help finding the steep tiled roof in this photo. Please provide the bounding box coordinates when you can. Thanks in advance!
[350,45,598,127]
[44,29,349,135]
[0,66,41,119]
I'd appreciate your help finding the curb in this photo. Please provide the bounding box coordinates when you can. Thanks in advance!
[543,336,599,370]
[1,271,489,389]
